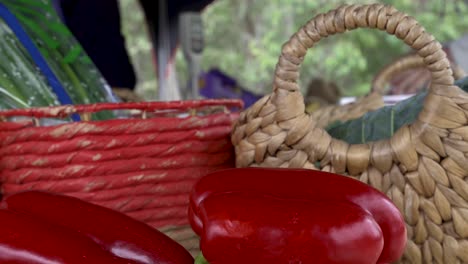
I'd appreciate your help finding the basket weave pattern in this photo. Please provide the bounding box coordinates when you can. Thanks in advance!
[308,52,466,129]
[232,4,468,263]
[0,100,242,255]
[372,53,466,95]
[309,91,384,128]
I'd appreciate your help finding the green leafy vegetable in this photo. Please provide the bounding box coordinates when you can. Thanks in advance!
[1,0,117,120]
[0,17,59,109]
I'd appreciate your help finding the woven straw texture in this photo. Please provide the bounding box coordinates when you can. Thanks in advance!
[372,53,466,95]
[309,91,384,128]
[0,100,242,256]
[308,53,466,129]
[232,4,468,263]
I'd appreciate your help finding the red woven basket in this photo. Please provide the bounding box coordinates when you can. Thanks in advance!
[0,99,242,255]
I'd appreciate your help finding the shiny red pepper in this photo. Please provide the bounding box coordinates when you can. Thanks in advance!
[0,191,194,264]
[189,168,406,264]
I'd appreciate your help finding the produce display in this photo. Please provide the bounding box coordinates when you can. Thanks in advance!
[0,191,194,263]
[0,1,464,263]
[189,168,407,264]
[0,170,407,264]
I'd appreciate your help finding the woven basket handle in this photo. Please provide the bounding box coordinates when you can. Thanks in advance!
[272,3,455,122]
[371,54,466,94]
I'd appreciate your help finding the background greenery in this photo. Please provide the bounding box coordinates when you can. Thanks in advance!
[118,0,468,99]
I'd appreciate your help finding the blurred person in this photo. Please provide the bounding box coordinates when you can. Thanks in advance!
[54,0,214,93]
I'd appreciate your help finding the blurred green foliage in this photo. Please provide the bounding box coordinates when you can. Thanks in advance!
[119,0,468,98]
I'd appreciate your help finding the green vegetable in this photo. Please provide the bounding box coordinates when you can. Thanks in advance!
[2,0,117,120]
[2,31,57,106]
[195,254,210,264]
[0,87,29,108]
[326,77,468,144]
[0,17,58,109]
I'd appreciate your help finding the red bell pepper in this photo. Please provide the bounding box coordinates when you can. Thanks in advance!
[0,209,136,263]
[0,191,194,264]
[189,168,406,264]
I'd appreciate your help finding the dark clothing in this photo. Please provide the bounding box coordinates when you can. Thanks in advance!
[139,0,215,63]
[59,0,136,89]
[57,0,214,90]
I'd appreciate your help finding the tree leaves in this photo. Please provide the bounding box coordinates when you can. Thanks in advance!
[198,0,468,96]
[119,0,468,99]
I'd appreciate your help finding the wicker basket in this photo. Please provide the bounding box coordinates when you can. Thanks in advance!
[308,44,466,129]
[232,4,468,263]
[0,99,242,256]
[308,54,466,129]
[308,91,384,128]
[372,53,466,95]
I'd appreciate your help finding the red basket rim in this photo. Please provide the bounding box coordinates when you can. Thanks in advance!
[0,99,244,119]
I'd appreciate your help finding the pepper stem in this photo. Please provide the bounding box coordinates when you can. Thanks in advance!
[194,253,209,264]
